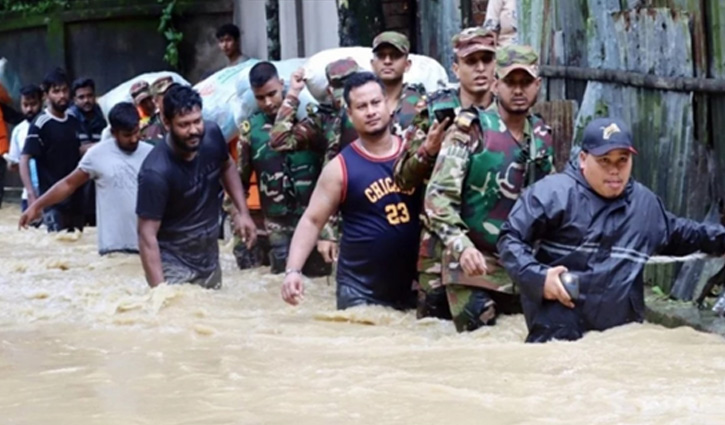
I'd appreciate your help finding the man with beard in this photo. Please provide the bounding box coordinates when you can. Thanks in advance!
[19,103,153,255]
[237,62,327,275]
[393,27,498,320]
[69,78,107,153]
[281,72,421,310]
[69,77,108,227]
[424,45,555,332]
[20,68,84,232]
[7,84,42,212]
[370,31,426,138]
[136,85,257,289]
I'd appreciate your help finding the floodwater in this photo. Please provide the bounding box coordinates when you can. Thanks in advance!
[0,207,724,425]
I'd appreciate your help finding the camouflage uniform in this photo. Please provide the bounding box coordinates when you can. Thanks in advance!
[393,28,498,321]
[140,76,174,145]
[269,58,360,243]
[240,109,328,275]
[424,45,555,332]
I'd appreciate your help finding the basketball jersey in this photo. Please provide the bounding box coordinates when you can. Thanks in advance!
[336,138,421,310]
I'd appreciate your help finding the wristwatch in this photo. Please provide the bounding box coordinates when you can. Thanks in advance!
[285,269,301,276]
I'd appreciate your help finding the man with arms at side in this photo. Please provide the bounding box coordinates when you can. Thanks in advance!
[498,118,725,343]
[281,72,421,310]
[20,68,84,232]
[69,77,107,227]
[7,84,42,212]
[136,85,256,289]
[20,103,152,255]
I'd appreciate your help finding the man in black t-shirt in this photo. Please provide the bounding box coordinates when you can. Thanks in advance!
[136,85,257,289]
[20,68,84,232]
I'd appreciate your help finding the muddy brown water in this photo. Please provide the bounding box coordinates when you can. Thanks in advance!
[0,207,723,424]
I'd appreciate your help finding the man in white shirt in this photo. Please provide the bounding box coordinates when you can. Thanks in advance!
[19,102,153,255]
[6,85,42,211]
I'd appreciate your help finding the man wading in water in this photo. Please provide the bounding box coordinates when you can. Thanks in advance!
[281,72,421,310]
[136,85,257,289]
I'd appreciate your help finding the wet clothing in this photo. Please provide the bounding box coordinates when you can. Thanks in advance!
[78,134,153,255]
[69,104,108,227]
[136,122,229,287]
[336,139,421,310]
[424,108,554,331]
[22,110,84,232]
[498,161,725,342]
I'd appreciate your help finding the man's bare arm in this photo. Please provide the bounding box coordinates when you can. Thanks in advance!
[138,217,164,288]
[18,154,36,203]
[286,157,344,271]
[19,169,90,228]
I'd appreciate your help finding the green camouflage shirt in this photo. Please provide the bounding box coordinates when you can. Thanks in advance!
[269,94,357,167]
[393,91,498,191]
[140,112,165,146]
[238,112,293,218]
[390,83,427,140]
[425,108,555,260]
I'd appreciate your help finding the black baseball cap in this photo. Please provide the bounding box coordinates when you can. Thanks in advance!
[581,117,638,156]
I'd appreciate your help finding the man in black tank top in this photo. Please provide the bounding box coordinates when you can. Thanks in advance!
[281,72,421,310]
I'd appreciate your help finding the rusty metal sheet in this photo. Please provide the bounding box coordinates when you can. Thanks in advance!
[532,100,577,171]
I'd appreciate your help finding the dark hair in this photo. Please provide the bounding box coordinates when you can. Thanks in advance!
[71,77,95,97]
[343,72,385,106]
[249,62,279,89]
[216,23,240,41]
[108,102,140,132]
[42,68,69,93]
[19,84,42,101]
[163,85,202,122]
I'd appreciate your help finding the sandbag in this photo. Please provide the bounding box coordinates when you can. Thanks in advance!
[302,47,450,103]
[195,58,317,142]
[97,71,189,117]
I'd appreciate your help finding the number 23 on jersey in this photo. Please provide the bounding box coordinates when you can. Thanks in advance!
[385,202,410,225]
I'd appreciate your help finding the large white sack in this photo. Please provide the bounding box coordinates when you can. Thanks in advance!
[97,71,189,116]
[195,58,317,142]
[302,47,449,103]
[0,58,22,103]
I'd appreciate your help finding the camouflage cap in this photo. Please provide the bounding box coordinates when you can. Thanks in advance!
[130,80,151,103]
[151,76,174,96]
[496,45,540,79]
[452,27,496,58]
[372,31,410,54]
[326,58,360,100]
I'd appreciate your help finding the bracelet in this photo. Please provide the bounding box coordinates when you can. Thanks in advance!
[285,269,302,276]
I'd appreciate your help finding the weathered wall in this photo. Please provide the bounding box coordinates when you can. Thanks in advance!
[0,0,234,93]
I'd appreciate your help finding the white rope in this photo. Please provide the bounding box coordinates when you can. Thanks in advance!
[646,252,710,264]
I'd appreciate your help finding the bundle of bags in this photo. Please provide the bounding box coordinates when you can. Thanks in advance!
[98,47,449,142]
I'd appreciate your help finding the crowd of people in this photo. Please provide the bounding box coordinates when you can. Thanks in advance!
[7,21,725,343]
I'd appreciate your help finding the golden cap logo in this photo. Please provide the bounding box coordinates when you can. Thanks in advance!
[601,123,621,140]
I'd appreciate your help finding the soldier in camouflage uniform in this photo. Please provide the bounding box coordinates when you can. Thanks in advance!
[238,62,329,275]
[424,45,555,332]
[140,76,173,145]
[269,58,361,259]
[370,31,426,139]
[392,28,499,320]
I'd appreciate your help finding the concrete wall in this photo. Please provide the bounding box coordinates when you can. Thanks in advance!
[0,0,234,93]
[236,0,339,60]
